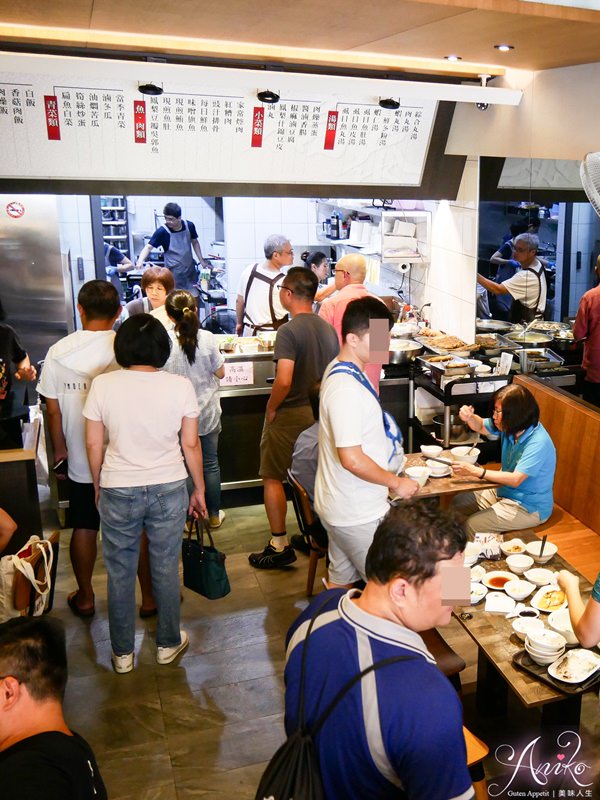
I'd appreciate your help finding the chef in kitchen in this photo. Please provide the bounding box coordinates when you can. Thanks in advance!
[236,234,294,335]
[476,232,547,324]
[136,202,212,296]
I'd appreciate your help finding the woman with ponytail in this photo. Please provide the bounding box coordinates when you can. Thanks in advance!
[300,251,336,307]
[164,290,226,529]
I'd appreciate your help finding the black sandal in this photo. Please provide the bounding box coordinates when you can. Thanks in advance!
[67,591,95,618]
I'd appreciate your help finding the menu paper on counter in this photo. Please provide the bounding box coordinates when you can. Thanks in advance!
[496,352,514,375]
[0,53,436,186]
[220,362,254,386]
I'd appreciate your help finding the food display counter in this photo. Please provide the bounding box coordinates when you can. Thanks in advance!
[218,349,411,490]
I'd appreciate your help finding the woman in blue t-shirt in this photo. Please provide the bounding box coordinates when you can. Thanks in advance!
[451,384,556,535]
[558,570,600,648]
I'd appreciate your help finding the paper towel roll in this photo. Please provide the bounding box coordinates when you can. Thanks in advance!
[398,263,411,273]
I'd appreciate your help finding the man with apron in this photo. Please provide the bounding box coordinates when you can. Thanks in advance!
[136,202,211,296]
[236,234,294,335]
[104,243,133,300]
[477,233,547,324]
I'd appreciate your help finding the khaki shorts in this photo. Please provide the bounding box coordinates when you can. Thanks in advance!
[259,405,315,481]
[452,488,542,536]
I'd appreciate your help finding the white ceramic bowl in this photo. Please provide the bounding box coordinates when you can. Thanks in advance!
[527,629,567,653]
[525,643,565,666]
[475,364,492,375]
[463,542,482,567]
[420,444,443,459]
[450,446,480,464]
[500,538,527,556]
[512,617,545,642]
[506,554,535,575]
[548,609,579,646]
[405,466,430,487]
[505,579,536,602]
[425,459,450,476]
[524,567,555,587]
[526,540,558,565]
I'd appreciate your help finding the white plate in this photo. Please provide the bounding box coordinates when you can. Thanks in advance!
[471,565,486,583]
[470,582,488,605]
[548,649,600,684]
[530,585,568,613]
[429,466,451,478]
[482,570,514,591]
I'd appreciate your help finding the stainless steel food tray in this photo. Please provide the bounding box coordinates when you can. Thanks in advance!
[519,348,564,372]
[414,336,478,358]
[475,333,521,356]
[417,354,477,378]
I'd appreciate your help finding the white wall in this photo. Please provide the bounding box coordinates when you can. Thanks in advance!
[447,63,600,161]
[401,157,479,341]
[223,197,319,306]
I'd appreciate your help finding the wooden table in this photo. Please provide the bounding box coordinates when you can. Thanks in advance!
[404,452,496,502]
[453,530,595,728]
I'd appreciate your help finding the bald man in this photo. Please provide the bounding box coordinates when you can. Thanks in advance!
[319,254,385,393]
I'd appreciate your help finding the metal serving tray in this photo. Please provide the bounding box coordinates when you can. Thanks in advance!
[519,348,564,373]
[474,333,521,357]
[414,336,478,358]
[417,354,477,379]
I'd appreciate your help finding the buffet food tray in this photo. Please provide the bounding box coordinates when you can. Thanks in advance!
[417,354,477,378]
[414,336,478,358]
[475,333,521,356]
[519,348,564,372]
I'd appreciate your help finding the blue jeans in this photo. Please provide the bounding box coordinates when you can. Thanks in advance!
[200,429,221,517]
[99,479,187,656]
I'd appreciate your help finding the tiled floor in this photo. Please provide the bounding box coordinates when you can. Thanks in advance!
[44,496,600,799]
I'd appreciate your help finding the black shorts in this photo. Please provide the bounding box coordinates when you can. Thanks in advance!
[67,479,100,531]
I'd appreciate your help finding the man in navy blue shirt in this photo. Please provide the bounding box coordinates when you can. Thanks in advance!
[136,202,211,295]
[284,503,474,800]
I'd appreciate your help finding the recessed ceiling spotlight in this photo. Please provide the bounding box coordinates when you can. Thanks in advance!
[379,98,400,110]
[444,55,462,61]
[494,44,515,52]
[256,89,280,104]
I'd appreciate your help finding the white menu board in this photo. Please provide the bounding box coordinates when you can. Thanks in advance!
[0,55,437,186]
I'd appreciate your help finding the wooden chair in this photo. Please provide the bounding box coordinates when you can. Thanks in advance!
[421,627,466,693]
[287,470,328,596]
[464,726,489,800]
[13,531,60,615]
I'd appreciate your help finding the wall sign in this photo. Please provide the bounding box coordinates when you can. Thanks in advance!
[6,201,25,218]
[0,54,438,186]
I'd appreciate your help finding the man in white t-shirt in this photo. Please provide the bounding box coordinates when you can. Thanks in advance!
[315,296,418,588]
[37,280,121,617]
[477,233,547,324]
[236,234,293,335]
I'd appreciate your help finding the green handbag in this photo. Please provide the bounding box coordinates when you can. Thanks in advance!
[182,518,231,600]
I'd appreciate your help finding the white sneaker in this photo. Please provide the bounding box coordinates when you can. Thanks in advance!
[209,510,226,529]
[112,652,134,674]
[156,630,189,665]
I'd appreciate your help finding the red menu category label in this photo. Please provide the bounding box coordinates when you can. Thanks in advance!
[133,100,146,144]
[323,111,338,150]
[251,107,264,148]
[44,95,61,141]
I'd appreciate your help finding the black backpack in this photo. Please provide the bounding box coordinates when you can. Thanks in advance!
[255,594,416,800]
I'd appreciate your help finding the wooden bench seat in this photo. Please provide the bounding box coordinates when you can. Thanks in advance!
[513,375,600,586]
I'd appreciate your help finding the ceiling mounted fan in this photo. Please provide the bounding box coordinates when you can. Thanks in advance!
[580,153,600,218]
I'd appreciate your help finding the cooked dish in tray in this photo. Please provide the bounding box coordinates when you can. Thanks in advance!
[536,589,566,611]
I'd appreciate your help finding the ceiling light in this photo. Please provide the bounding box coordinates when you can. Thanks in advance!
[138,82,163,96]
[378,98,400,110]
[444,55,462,61]
[494,44,515,52]
[256,89,280,104]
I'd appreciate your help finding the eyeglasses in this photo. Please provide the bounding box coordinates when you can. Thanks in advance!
[513,246,530,254]
[280,249,294,256]
[492,408,503,416]
[335,269,348,275]
[276,284,295,294]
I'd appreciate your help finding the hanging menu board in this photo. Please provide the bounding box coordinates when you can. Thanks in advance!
[0,54,437,186]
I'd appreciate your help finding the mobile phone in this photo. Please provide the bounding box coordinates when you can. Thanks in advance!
[53,458,68,476]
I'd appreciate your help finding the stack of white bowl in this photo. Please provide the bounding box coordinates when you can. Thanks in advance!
[525,629,567,665]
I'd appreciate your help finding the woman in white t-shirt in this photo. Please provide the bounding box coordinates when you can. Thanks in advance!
[163,290,226,529]
[84,314,206,675]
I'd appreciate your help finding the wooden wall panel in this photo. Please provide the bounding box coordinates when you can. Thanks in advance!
[515,376,600,535]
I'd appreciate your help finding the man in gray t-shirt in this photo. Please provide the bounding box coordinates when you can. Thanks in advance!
[249,268,339,570]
